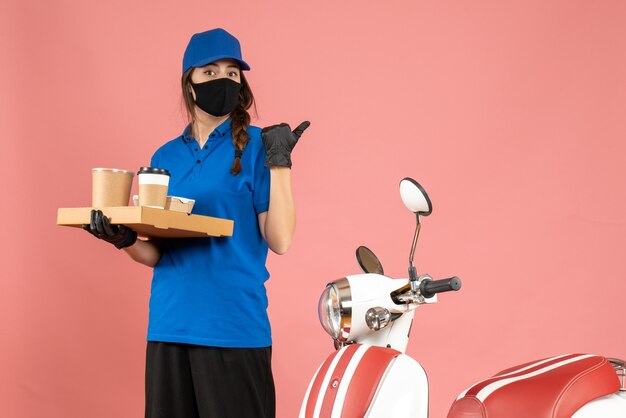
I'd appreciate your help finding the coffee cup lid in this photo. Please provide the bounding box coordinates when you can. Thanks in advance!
[138,166,171,176]
[92,168,135,175]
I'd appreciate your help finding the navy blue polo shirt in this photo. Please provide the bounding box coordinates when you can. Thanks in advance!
[147,118,272,348]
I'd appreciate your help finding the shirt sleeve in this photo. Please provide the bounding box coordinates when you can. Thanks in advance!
[253,143,270,215]
[150,149,161,168]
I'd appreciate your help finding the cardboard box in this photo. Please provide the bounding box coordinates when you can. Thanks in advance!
[132,195,195,214]
[165,196,195,214]
[57,206,233,238]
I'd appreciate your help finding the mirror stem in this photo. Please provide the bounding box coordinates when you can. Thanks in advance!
[409,214,421,282]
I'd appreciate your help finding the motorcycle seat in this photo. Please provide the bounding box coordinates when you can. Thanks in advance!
[447,354,620,418]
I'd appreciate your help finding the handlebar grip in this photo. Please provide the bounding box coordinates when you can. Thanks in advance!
[419,277,462,298]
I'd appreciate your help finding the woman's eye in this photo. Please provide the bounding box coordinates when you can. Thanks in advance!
[229,71,239,77]
[204,70,216,76]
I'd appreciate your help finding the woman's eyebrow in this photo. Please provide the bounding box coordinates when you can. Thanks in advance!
[200,63,239,70]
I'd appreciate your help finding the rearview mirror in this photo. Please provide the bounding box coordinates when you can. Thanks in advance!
[356,246,384,275]
[399,178,432,216]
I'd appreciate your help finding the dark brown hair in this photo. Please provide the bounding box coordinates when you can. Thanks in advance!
[181,68,256,175]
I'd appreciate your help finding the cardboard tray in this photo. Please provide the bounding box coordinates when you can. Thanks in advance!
[57,206,233,238]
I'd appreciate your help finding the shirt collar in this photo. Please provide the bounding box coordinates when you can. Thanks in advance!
[181,117,232,142]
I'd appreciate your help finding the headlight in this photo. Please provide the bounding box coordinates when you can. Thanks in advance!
[317,278,351,341]
[318,284,341,338]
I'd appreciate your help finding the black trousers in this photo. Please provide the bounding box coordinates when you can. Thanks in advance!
[145,342,275,418]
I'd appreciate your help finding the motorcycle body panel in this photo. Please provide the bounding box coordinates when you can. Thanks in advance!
[364,354,428,418]
[572,393,626,417]
[299,344,429,418]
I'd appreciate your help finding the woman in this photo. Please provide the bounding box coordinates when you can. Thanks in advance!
[83,28,309,417]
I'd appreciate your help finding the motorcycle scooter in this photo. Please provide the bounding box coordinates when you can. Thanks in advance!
[299,178,626,418]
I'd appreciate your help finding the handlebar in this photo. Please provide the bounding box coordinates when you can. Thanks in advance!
[419,276,462,298]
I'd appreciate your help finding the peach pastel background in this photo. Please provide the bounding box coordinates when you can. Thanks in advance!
[2,0,625,417]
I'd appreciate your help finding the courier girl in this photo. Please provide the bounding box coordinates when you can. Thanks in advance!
[83,27,309,418]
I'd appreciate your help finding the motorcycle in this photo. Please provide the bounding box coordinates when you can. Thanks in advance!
[299,178,626,418]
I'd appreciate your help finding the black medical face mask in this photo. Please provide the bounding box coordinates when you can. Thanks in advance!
[190,78,242,117]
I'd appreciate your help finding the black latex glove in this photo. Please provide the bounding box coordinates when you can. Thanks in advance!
[82,209,137,249]
[261,121,310,168]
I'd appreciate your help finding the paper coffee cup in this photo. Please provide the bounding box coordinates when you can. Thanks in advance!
[138,167,170,209]
[92,168,134,207]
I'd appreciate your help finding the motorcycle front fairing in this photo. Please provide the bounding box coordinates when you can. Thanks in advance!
[322,273,436,353]
[302,273,436,418]
[299,344,429,418]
